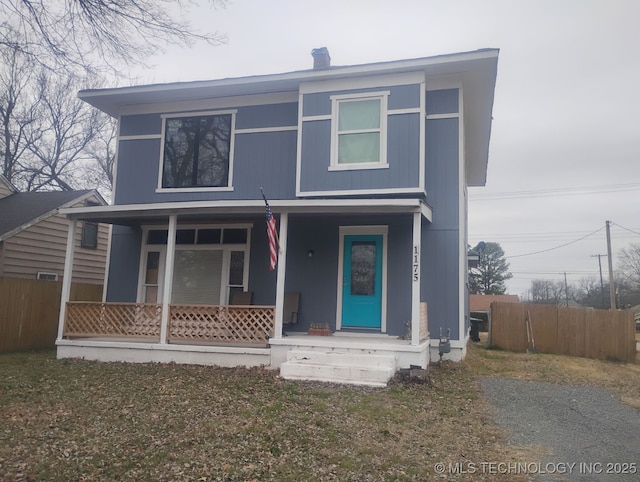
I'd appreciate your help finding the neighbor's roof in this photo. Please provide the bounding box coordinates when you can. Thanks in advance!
[470,294,520,312]
[78,48,499,186]
[0,190,103,241]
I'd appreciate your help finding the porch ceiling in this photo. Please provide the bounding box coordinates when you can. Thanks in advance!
[61,199,433,225]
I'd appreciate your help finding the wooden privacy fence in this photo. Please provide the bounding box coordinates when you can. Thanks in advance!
[489,302,636,362]
[0,277,102,353]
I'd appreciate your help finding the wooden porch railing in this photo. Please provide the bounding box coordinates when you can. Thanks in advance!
[63,302,275,345]
[64,302,162,340]
[169,305,275,345]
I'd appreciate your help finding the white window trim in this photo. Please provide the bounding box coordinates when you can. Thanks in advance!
[156,109,237,192]
[330,92,389,170]
[137,224,251,305]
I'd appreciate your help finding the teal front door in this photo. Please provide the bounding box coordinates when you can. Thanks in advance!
[341,234,383,329]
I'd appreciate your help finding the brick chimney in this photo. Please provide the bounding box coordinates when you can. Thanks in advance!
[311,47,331,69]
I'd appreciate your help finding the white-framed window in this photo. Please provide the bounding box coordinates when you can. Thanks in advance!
[158,110,236,191]
[37,272,58,281]
[138,225,251,305]
[330,92,389,171]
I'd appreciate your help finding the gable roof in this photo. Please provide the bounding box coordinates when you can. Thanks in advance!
[470,294,520,312]
[0,174,18,198]
[0,190,104,241]
[78,48,499,186]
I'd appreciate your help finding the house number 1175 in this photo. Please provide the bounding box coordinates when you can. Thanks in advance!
[413,246,419,282]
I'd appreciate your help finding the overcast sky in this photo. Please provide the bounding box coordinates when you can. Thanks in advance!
[130,0,640,298]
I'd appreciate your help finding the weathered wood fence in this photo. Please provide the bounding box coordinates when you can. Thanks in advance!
[489,302,636,362]
[0,277,102,353]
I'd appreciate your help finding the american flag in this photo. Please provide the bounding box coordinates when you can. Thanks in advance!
[262,190,278,271]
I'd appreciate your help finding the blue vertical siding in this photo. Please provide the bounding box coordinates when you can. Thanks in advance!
[298,83,422,194]
[276,215,412,335]
[423,116,461,339]
[106,225,142,302]
[104,214,414,336]
[236,103,297,129]
[114,103,299,205]
[299,113,420,193]
[114,130,298,204]
[120,114,162,136]
[426,89,459,115]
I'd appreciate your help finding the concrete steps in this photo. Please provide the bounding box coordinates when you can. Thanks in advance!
[279,349,397,387]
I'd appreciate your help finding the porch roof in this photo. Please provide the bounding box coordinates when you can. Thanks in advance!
[60,198,433,225]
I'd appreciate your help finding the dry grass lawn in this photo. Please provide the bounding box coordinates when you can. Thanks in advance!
[1,339,637,481]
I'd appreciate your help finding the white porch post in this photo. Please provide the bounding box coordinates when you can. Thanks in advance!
[273,212,288,339]
[57,219,77,341]
[411,211,422,346]
[160,214,177,344]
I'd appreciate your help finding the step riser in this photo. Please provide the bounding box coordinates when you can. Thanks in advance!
[286,350,396,369]
[280,362,394,387]
[280,349,398,386]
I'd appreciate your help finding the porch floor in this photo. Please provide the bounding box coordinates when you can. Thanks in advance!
[273,331,420,350]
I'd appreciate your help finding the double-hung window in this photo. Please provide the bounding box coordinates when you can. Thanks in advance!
[161,111,235,189]
[330,92,389,170]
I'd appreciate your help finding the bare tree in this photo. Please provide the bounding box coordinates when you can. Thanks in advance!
[0,0,226,74]
[618,243,640,289]
[1,1,226,195]
[78,115,117,199]
[0,35,38,183]
[19,72,107,191]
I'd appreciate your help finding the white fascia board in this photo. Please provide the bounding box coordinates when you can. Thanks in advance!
[60,198,429,222]
[118,91,298,117]
[79,49,499,117]
[301,72,425,94]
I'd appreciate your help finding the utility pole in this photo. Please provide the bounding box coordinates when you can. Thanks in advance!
[591,254,606,309]
[563,272,569,307]
[606,220,616,310]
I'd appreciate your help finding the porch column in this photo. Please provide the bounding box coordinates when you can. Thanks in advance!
[273,212,288,339]
[411,211,421,346]
[159,214,177,344]
[57,219,77,341]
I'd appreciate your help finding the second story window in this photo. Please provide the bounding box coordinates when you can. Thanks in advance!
[161,112,234,188]
[330,93,389,170]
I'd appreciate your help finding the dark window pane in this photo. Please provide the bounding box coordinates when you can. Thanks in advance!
[176,229,196,245]
[147,230,168,245]
[162,114,231,188]
[222,228,247,244]
[350,241,376,296]
[81,222,98,248]
[145,252,160,284]
[197,229,221,244]
[229,251,245,285]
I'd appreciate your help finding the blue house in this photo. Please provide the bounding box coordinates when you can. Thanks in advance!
[56,48,499,386]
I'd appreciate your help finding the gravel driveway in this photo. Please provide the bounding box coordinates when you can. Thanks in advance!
[479,377,640,482]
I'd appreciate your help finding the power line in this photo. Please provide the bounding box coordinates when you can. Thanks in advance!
[612,222,640,237]
[469,183,640,201]
[505,226,605,259]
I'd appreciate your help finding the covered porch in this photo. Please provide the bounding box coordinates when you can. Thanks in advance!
[56,198,432,378]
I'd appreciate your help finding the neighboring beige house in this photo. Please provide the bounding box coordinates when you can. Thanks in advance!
[0,175,108,284]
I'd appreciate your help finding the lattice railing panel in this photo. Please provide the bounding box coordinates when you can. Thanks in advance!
[64,302,161,339]
[169,305,275,345]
